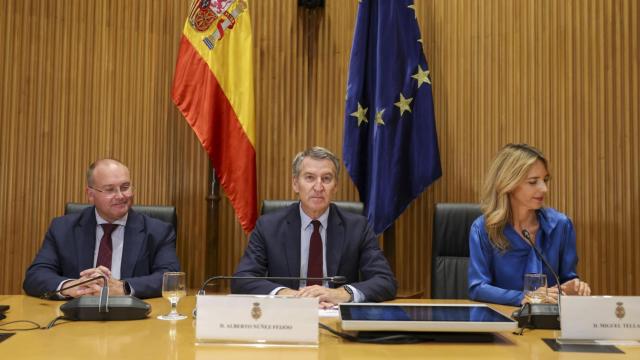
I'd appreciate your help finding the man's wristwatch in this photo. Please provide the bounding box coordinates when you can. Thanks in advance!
[342,285,354,302]
[123,280,131,295]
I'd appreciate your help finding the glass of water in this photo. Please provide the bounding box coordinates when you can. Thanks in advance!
[523,273,547,304]
[157,272,187,320]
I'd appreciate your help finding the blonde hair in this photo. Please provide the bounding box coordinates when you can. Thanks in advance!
[480,144,548,251]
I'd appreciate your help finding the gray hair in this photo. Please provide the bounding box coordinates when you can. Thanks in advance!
[292,146,340,178]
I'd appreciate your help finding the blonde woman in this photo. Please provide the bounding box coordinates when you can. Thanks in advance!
[468,144,591,306]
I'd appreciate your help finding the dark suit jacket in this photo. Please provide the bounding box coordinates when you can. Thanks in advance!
[231,203,397,302]
[23,206,180,299]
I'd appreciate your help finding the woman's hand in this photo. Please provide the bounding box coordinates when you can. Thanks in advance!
[521,286,559,304]
[561,278,591,296]
[544,285,560,303]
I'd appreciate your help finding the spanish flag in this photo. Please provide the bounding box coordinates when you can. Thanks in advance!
[172,0,257,233]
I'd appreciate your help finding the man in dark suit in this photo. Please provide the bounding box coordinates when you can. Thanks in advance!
[23,159,180,299]
[232,147,396,306]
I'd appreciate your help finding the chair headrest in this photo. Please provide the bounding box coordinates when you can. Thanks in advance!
[64,203,177,229]
[432,203,482,257]
[261,200,364,216]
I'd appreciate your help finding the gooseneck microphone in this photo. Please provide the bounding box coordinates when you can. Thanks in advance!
[513,229,560,330]
[42,275,109,301]
[198,275,348,295]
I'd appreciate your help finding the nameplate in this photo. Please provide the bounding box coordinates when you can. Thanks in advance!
[560,296,640,340]
[195,295,318,346]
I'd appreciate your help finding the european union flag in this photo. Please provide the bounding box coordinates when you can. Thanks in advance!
[343,0,441,234]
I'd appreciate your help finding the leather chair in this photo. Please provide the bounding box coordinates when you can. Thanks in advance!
[431,203,482,299]
[261,200,364,216]
[64,203,178,230]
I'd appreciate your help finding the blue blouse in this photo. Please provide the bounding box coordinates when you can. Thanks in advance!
[468,207,579,306]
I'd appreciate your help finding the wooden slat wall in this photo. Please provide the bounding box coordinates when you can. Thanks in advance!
[1,0,638,297]
[0,0,210,292]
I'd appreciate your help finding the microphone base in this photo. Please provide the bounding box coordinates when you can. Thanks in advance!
[60,295,151,321]
[512,304,560,330]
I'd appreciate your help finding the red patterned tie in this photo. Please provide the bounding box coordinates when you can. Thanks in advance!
[307,220,323,286]
[96,224,117,269]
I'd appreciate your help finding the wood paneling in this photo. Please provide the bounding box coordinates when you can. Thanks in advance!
[0,0,210,291]
[1,0,638,297]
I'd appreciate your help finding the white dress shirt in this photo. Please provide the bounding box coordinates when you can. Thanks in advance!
[94,210,127,279]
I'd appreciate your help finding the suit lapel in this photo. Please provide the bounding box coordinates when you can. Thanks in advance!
[76,207,98,274]
[283,204,302,282]
[121,210,144,278]
[325,204,344,279]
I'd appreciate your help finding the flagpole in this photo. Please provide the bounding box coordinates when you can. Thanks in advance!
[205,165,220,287]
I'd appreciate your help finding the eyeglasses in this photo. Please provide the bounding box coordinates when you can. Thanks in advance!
[89,184,135,197]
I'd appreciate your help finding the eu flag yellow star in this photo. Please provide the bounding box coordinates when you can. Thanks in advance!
[394,93,413,116]
[412,65,431,88]
[350,102,368,127]
[375,109,385,126]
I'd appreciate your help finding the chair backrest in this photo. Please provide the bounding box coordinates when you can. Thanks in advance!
[431,203,482,299]
[64,203,178,230]
[261,200,364,216]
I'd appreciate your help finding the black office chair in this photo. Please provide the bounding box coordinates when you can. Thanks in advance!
[431,203,482,299]
[64,203,178,230]
[260,200,364,216]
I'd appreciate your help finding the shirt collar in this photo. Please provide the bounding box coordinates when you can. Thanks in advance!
[537,208,558,235]
[299,203,330,230]
[95,209,128,227]
[506,208,558,237]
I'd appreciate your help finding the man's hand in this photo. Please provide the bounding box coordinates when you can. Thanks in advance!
[105,278,126,295]
[276,288,300,296]
[61,266,113,298]
[79,266,112,284]
[297,285,351,306]
[276,286,351,308]
[59,278,102,298]
[561,278,591,296]
[81,279,126,296]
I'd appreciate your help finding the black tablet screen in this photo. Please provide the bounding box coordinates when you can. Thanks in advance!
[340,305,512,323]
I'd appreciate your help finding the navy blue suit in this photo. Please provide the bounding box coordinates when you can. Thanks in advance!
[23,206,180,299]
[231,203,397,302]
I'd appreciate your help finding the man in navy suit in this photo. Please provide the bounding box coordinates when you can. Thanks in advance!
[232,147,396,307]
[23,159,180,299]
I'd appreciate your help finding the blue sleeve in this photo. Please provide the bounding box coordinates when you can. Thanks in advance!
[348,222,397,302]
[558,218,578,283]
[23,221,70,298]
[231,217,287,294]
[125,223,181,299]
[468,221,524,306]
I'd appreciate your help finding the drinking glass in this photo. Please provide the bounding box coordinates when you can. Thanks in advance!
[523,273,547,304]
[157,272,187,320]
